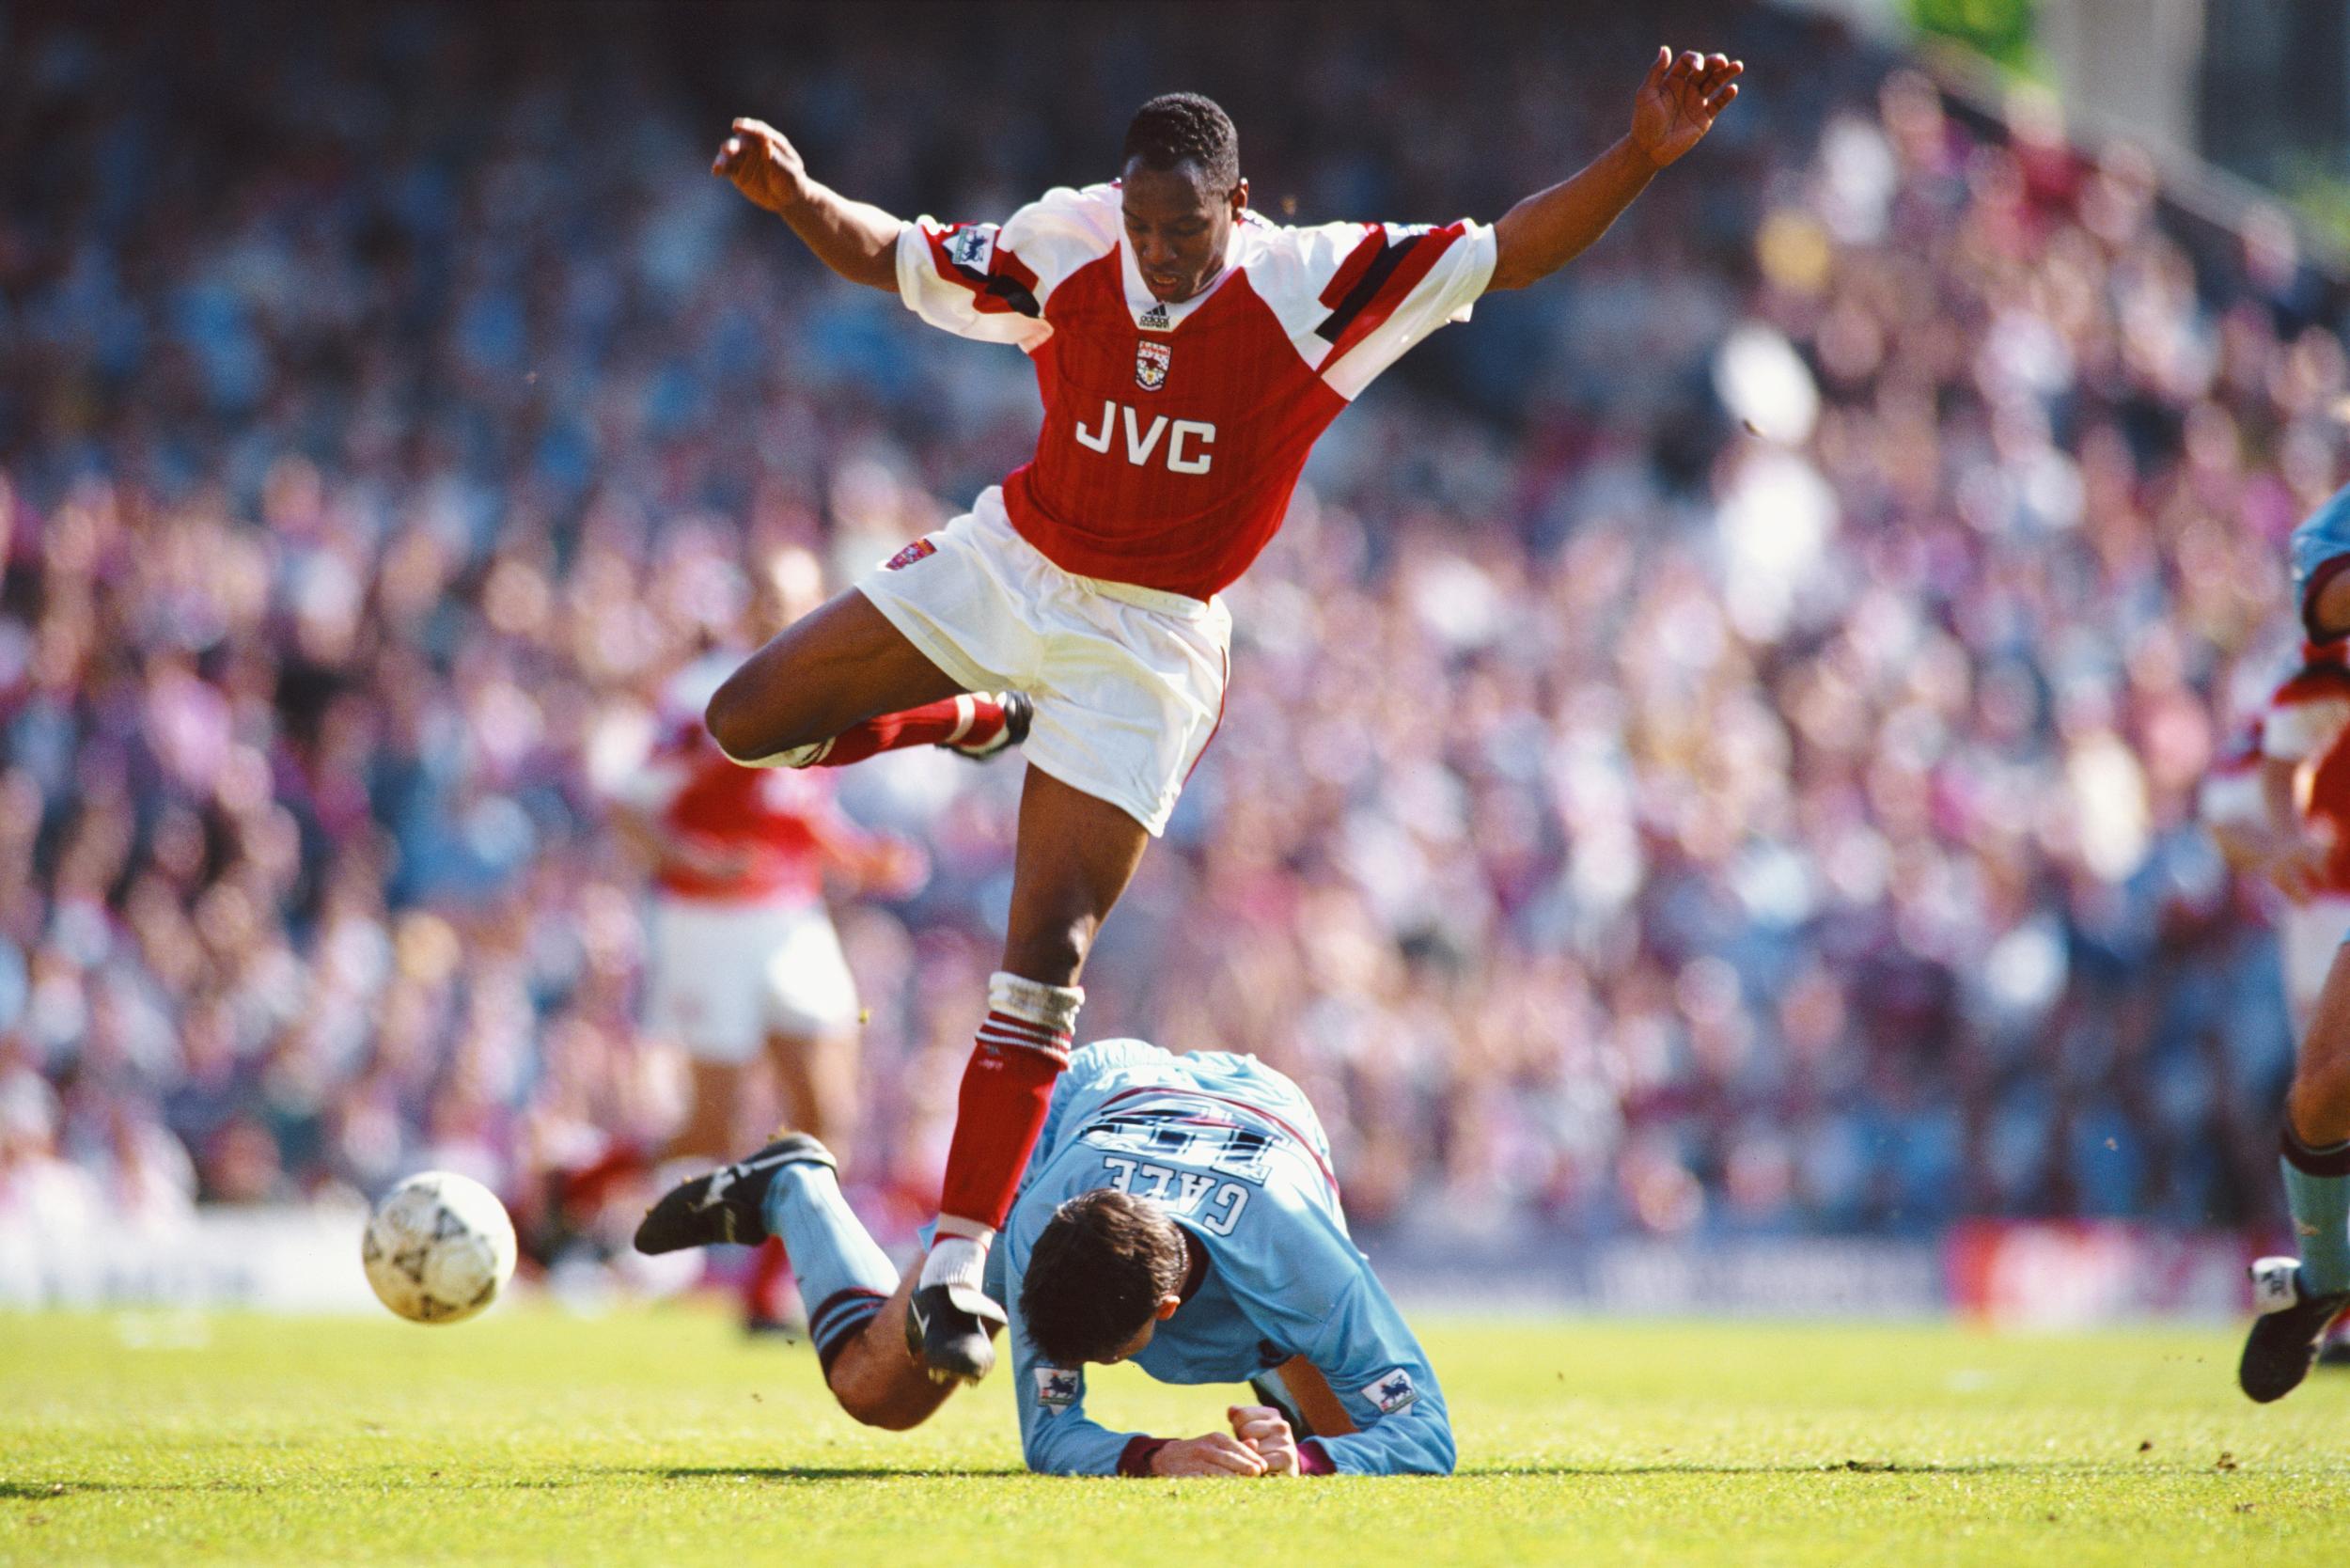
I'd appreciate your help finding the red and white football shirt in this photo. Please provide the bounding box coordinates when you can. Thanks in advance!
[895,183,1496,599]
[2258,642,2350,896]
[615,660,838,905]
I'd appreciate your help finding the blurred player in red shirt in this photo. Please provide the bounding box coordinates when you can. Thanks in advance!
[607,550,925,1327]
[2219,483,2350,1401]
[698,50,1743,1379]
[2206,660,2350,1028]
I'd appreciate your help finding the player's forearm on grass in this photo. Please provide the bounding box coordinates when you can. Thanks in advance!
[1021,1413,1136,1476]
[776,181,903,292]
[1487,136,1659,291]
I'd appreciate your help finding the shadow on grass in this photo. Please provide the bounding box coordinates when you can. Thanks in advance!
[2,1480,302,1499]
[1472,1460,2151,1478]
[652,1466,1027,1483]
[6,1472,1027,1498]
[651,1459,2159,1483]
[0,1482,112,1500]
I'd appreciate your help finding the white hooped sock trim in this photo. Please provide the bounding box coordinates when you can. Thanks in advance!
[986,971,1084,1034]
[944,694,978,745]
[921,1232,993,1291]
[727,737,833,769]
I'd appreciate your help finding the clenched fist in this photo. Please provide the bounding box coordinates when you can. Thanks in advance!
[1228,1403,1302,1475]
[713,118,810,215]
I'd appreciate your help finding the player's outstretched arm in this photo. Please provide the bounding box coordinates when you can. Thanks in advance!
[2245,754,2337,902]
[1147,1433,1274,1478]
[713,118,902,292]
[812,811,931,901]
[1488,48,1743,291]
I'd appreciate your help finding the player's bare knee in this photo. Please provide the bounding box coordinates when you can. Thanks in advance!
[826,1380,886,1427]
[705,674,811,762]
[828,1372,930,1432]
[1006,916,1095,987]
[702,675,758,758]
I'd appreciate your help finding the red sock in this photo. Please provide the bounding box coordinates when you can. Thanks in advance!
[938,972,1082,1231]
[808,694,1008,768]
[744,1237,793,1324]
[555,1138,647,1213]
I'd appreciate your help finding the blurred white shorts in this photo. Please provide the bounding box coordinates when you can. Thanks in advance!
[854,486,1230,837]
[2280,895,2350,1029]
[644,897,858,1063]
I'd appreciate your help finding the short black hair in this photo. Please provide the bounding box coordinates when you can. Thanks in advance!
[1018,1188,1188,1366]
[1121,92,1239,192]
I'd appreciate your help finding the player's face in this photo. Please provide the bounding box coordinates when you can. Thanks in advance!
[1091,1282,1184,1364]
[1120,159,1246,305]
[1097,1315,1159,1364]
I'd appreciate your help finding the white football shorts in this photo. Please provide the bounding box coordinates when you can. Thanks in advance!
[854,486,1231,837]
[2280,894,2350,1030]
[644,896,859,1063]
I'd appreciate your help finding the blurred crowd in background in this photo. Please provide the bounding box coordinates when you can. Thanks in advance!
[3,0,2345,1262]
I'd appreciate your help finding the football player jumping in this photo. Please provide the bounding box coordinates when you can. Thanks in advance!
[699,49,1742,1382]
[637,1040,1452,1476]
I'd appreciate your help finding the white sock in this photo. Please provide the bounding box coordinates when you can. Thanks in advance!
[919,1231,993,1293]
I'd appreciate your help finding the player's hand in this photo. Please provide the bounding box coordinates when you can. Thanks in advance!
[713,118,809,215]
[1149,1433,1269,1478]
[2271,823,2336,903]
[1227,1404,1301,1476]
[1630,48,1743,167]
[864,833,930,900]
[664,832,752,882]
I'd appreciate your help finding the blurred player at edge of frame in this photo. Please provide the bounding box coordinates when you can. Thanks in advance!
[702,49,1744,1382]
[636,1040,1451,1476]
[591,546,926,1329]
[2217,482,2350,1402]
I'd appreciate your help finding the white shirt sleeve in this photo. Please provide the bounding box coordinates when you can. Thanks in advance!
[895,183,1120,352]
[1314,219,1496,400]
[1242,216,1496,400]
[2265,695,2350,764]
[604,754,687,814]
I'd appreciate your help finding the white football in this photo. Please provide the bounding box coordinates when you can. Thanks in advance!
[361,1171,518,1325]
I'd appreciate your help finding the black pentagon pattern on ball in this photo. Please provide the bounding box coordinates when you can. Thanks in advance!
[434,1207,470,1241]
[393,1246,431,1284]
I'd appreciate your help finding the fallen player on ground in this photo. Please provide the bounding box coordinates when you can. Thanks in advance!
[636,1040,1453,1476]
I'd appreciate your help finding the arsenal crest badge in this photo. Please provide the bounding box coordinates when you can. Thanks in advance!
[1135,340,1170,392]
[882,538,937,572]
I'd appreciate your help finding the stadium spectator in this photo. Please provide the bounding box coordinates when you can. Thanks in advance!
[0,1,2337,1266]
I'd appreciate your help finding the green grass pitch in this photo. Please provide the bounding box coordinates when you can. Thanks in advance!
[1,1306,2343,1565]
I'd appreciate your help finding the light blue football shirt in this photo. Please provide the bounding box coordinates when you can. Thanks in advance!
[984,1039,1454,1477]
[2291,482,2350,630]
